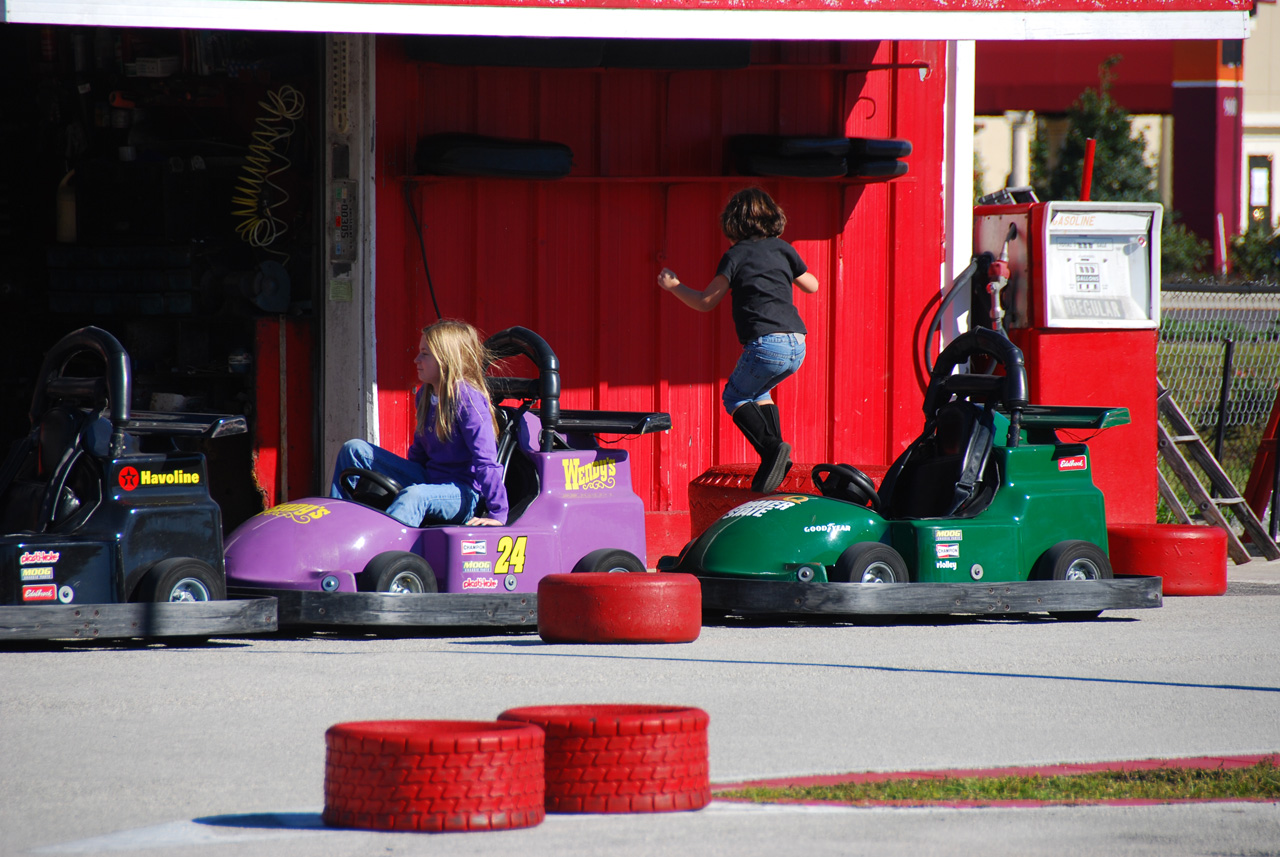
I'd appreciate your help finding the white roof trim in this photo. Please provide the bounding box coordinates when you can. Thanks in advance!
[3,1,1252,41]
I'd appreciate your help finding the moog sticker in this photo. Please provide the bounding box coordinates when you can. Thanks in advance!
[934,529,962,541]
[20,567,54,582]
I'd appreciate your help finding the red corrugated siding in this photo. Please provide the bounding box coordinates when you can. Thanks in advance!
[374,38,946,527]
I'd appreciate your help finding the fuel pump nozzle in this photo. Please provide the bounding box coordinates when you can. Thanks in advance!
[983,223,1018,335]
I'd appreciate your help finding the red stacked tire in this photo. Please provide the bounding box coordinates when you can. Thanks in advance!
[498,704,711,813]
[1107,523,1228,596]
[323,720,545,832]
[537,572,702,643]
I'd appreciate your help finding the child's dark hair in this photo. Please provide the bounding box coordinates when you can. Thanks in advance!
[721,187,787,243]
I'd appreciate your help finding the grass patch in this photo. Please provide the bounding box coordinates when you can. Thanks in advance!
[718,758,1280,805]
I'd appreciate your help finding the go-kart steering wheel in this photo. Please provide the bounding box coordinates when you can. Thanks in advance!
[811,463,881,512]
[339,467,403,510]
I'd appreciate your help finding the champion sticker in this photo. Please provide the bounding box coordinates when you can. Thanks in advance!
[461,540,487,555]
[936,543,960,559]
[22,584,57,601]
[1058,455,1088,471]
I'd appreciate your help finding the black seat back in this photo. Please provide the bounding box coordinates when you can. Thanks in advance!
[880,402,996,520]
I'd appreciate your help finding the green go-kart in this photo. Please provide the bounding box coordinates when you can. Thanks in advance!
[658,329,1161,621]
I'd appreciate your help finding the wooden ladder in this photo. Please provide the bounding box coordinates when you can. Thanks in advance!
[1156,383,1280,564]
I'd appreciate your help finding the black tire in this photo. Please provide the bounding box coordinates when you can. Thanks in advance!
[134,558,226,603]
[1034,540,1112,621]
[831,543,910,584]
[571,548,646,574]
[361,551,438,594]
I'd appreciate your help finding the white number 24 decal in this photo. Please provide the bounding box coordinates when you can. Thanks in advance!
[495,535,528,575]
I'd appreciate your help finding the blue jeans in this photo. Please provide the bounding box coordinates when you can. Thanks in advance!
[722,333,806,414]
[330,439,478,527]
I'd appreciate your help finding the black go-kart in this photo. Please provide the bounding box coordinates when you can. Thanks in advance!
[0,327,275,641]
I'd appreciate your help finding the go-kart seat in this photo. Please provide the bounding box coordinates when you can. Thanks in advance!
[879,401,997,520]
[0,405,96,532]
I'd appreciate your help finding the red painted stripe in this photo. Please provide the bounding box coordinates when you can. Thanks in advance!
[713,754,1279,806]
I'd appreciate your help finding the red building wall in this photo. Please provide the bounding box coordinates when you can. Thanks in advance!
[373,38,947,555]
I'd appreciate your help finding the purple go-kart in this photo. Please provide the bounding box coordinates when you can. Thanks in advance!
[224,326,670,627]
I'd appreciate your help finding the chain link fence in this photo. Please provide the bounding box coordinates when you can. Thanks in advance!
[1157,283,1280,528]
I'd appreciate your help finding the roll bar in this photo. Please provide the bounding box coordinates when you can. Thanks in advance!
[30,326,132,458]
[485,326,562,452]
[922,328,1030,447]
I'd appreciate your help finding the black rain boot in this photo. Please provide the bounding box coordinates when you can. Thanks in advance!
[733,403,791,494]
[761,402,794,485]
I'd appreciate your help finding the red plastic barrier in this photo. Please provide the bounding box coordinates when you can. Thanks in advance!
[323,720,545,832]
[537,572,702,643]
[1107,523,1228,596]
[498,704,711,813]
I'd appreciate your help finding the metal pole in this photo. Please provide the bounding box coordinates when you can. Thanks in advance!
[1214,338,1235,464]
[1271,438,1279,540]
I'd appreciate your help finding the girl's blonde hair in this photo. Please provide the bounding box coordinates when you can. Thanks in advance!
[416,319,498,442]
[720,186,787,243]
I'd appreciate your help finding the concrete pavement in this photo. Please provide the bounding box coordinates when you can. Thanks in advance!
[3,577,1278,857]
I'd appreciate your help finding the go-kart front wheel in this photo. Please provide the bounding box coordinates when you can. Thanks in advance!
[361,551,439,594]
[1034,540,1112,621]
[831,543,909,583]
[134,557,226,603]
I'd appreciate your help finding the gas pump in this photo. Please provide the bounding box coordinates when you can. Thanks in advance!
[972,196,1163,524]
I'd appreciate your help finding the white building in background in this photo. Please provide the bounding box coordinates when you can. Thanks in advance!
[1243,0,1279,232]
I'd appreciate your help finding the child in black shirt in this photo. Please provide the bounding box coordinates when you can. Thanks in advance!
[658,187,819,493]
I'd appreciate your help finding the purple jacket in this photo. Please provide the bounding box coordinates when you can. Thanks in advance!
[406,383,509,523]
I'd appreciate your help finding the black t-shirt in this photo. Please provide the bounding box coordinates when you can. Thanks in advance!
[715,237,808,344]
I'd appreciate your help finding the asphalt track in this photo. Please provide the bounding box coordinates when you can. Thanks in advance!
[3,562,1279,857]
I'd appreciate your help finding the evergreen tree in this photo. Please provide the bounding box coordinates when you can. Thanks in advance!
[1031,56,1157,203]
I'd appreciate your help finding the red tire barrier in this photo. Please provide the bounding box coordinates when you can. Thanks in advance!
[537,572,701,644]
[323,720,545,832]
[1107,524,1228,596]
[498,704,711,813]
[688,462,888,535]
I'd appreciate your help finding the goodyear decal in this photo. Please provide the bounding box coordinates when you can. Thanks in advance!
[936,543,960,559]
[462,560,492,574]
[563,457,617,491]
[804,523,852,534]
[724,495,809,519]
[20,567,55,582]
[22,584,57,601]
[263,503,331,524]
[934,529,963,541]
[20,550,60,565]
[1058,455,1088,471]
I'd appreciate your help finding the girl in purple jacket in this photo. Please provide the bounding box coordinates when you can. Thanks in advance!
[330,319,508,527]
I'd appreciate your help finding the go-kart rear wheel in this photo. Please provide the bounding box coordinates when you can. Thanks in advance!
[134,557,226,603]
[831,542,910,583]
[571,548,645,574]
[361,551,438,594]
[1034,540,1112,621]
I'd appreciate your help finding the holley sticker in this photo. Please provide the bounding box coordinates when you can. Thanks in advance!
[1058,455,1088,471]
